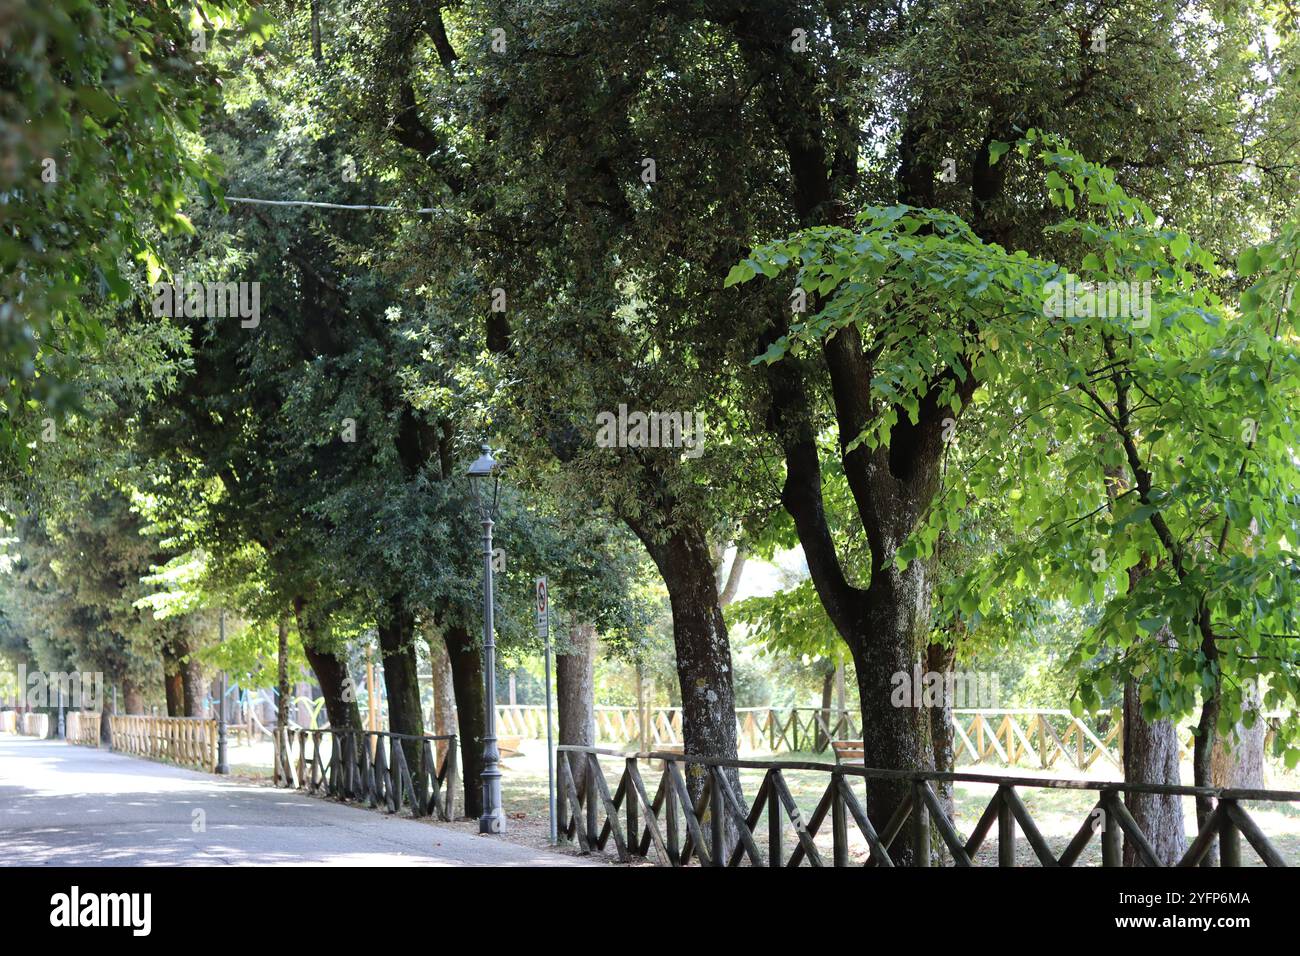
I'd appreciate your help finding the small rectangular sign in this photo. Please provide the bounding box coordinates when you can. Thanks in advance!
[535,577,549,636]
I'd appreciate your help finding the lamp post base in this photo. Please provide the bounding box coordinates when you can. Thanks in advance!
[479,807,505,834]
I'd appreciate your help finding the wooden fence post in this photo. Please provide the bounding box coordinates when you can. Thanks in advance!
[1219,800,1242,868]
[832,771,848,867]
[1101,791,1121,867]
[999,786,1016,867]
[912,781,930,867]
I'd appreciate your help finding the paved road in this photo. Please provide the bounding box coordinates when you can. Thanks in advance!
[0,736,588,866]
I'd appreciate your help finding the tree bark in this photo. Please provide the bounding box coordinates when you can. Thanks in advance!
[162,659,184,718]
[1212,685,1266,789]
[99,683,115,746]
[426,630,457,765]
[276,617,290,732]
[123,679,144,715]
[852,566,936,867]
[638,523,739,800]
[636,522,741,860]
[183,654,206,718]
[444,624,486,819]
[557,621,597,796]
[717,543,747,607]
[1123,675,1187,866]
[294,598,361,732]
[815,669,834,753]
[927,641,956,824]
[300,644,360,732]
[376,593,425,798]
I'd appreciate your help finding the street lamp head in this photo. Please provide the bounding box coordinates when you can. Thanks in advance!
[467,442,502,517]
[467,442,498,479]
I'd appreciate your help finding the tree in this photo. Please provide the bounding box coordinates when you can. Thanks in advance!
[0,0,261,474]
[736,134,1300,864]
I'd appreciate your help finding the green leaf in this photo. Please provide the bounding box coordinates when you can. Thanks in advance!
[1237,247,1260,276]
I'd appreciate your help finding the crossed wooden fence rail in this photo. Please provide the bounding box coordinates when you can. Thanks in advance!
[951,710,1124,770]
[109,715,218,771]
[557,746,1297,867]
[503,706,1126,768]
[273,728,459,822]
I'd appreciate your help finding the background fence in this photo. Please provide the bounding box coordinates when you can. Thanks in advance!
[496,705,1138,770]
[0,711,51,737]
[108,715,218,771]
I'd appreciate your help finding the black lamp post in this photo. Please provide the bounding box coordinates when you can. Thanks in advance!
[216,609,230,774]
[467,442,504,833]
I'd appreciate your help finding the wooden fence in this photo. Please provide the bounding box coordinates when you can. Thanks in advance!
[5,712,51,737]
[557,746,1297,867]
[497,705,1132,769]
[274,728,459,821]
[65,711,100,745]
[109,715,218,771]
[950,710,1124,770]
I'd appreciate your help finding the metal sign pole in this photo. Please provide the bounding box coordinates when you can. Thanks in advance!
[537,578,556,844]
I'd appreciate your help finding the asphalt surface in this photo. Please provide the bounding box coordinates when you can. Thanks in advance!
[0,736,588,867]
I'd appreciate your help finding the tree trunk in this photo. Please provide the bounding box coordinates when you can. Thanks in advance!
[183,654,206,718]
[376,594,425,798]
[641,524,739,796]
[300,644,360,732]
[162,665,184,718]
[123,679,144,715]
[1123,676,1187,866]
[761,309,956,867]
[557,621,597,798]
[849,556,937,866]
[717,543,748,607]
[426,631,457,765]
[638,522,740,859]
[294,599,361,732]
[275,616,291,781]
[927,641,956,825]
[444,624,486,819]
[1212,684,1266,789]
[276,617,290,732]
[815,669,834,753]
[100,683,115,746]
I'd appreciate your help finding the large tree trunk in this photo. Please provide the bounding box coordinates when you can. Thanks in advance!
[850,554,937,866]
[641,525,739,795]
[1123,676,1187,866]
[376,594,425,799]
[557,621,597,798]
[294,599,361,733]
[426,630,457,765]
[444,623,485,819]
[123,679,144,715]
[183,654,206,718]
[761,304,957,868]
[300,644,361,732]
[638,523,740,860]
[161,642,184,718]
